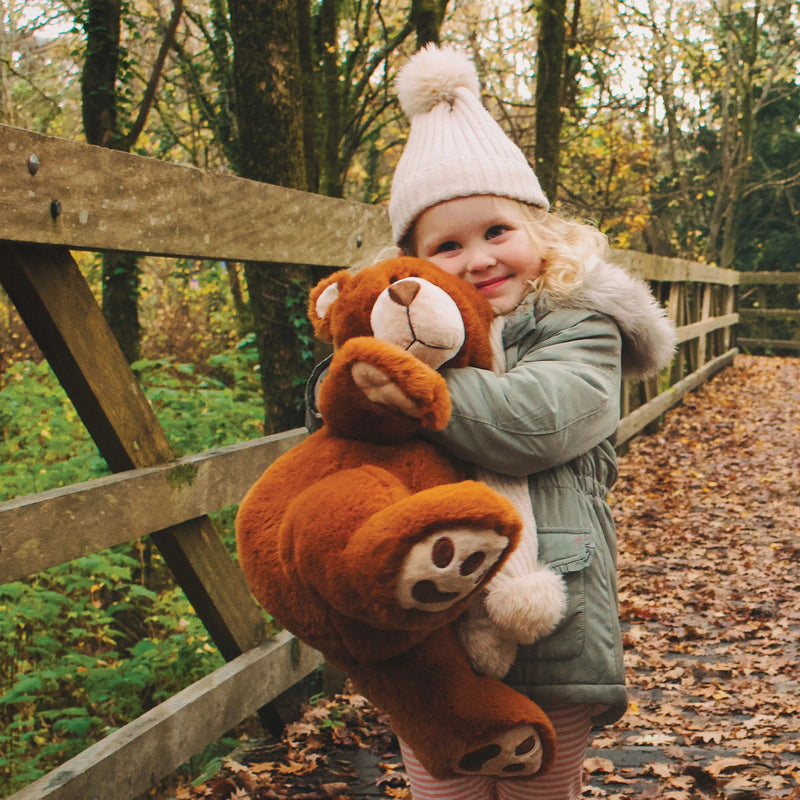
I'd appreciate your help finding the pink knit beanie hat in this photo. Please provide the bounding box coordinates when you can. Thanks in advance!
[389,45,549,246]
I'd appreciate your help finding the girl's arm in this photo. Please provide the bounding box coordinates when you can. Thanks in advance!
[428,311,622,477]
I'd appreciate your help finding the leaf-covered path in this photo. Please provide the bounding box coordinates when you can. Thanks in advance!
[588,354,800,798]
[177,355,800,800]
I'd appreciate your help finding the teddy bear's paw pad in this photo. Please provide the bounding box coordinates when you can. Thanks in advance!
[396,528,507,612]
[456,726,543,777]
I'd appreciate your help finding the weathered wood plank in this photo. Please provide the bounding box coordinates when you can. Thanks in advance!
[738,308,800,320]
[0,124,392,264]
[0,430,306,583]
[674,312,739,344]
[738,271,800,285]
[0,242,267,659]
[722,285,735,351]
[611,249,739,286]
[616,348,737,446]
[7,633,325,800]
[696,283,712,367]
[737,337,800,351]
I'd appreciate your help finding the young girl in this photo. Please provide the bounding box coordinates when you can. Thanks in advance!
[386,46,673,800]
[309,45,675,800]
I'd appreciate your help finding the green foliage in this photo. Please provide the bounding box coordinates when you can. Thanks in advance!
[0,340,266,795]
[0,360,108,500]
[0,558,223,790]
[284,280,317,412]
[0,339,264,503]
[132,345,264,456]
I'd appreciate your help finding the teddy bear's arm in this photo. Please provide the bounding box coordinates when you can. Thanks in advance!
[318,337,451,441]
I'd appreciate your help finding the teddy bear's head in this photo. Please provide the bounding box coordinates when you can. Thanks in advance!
[309,256,495,371]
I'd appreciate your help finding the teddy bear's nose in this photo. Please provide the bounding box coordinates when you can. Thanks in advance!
[388,280,421,307]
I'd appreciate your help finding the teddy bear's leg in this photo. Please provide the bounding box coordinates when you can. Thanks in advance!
[351,626,557,781]
[287,469,520,629]
[343,476,520,622]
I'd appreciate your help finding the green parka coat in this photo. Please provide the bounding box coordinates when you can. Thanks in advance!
[427,258,676,726]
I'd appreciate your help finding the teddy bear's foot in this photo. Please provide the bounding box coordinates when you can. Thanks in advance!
[456,725,543,777]
[396,527,508,613]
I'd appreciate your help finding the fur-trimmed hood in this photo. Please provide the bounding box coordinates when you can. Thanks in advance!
[533,257,677,379]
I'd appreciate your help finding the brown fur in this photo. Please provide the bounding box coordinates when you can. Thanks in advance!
[236,257,556,779]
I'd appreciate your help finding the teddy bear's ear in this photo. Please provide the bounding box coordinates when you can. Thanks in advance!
[308,270,352,341]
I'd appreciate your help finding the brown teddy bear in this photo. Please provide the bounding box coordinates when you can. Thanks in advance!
[235,256,557,780]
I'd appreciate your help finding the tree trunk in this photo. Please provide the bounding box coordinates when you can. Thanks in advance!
[296,0,319,193]
[224,261,252,338]
[534,0,567,203]
[81,0,181,363]
[81,0,121,148]
[228,0,313,433]
[101,252,142,363]
[318,0,342,197]
[411,0,448,48]
[560,0,582,112]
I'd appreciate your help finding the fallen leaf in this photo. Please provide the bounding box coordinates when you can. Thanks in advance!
[321,782,351,798]
[248,760,277,775]
[625,732,677,746]
[584,756,615,774]
[725,776,756,789]
[589,736,617,748]
[277,759,317,775]
[706,757,750,776]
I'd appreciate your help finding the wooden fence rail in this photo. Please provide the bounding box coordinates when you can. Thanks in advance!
[1,123,741,799]
[736,271,800,353]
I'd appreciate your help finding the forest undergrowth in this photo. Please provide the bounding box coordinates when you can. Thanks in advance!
[0,336,268,794]
[165,355,800,800]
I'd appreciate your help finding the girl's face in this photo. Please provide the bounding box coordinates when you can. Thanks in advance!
[412,195,543,315]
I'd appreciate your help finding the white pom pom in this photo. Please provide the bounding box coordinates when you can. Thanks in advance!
[485,568,568,645]
[396,44,481,118]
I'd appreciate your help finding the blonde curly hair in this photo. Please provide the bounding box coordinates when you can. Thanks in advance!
[508,200,608,301]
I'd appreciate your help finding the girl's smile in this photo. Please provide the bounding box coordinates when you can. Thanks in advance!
[474,275,511,294]
[411,195,544,315]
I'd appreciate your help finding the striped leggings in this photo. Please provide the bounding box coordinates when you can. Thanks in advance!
[398,704,593,800]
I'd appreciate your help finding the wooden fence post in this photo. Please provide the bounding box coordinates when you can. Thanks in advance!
[0,242,269,664]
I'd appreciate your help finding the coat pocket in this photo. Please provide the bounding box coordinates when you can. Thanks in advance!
[526,529,595,662]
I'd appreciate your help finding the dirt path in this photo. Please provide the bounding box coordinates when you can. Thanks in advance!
[175,355,800,800]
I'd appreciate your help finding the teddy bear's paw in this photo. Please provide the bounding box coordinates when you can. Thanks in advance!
[351,361,423,418]
[457,615,518,679]
[396,528,508,612]
[456,725,543,777]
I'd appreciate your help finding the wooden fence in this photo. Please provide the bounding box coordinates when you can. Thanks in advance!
[737,271,800,353]
[0,123,740,800]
